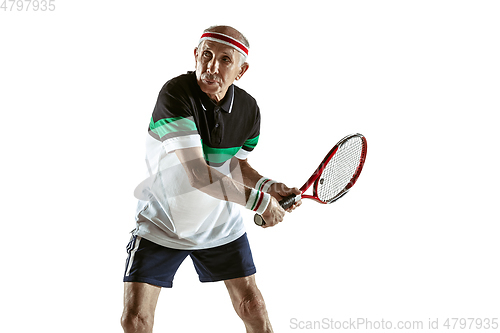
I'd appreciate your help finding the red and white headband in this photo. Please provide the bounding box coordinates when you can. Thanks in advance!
[199,32,249,57]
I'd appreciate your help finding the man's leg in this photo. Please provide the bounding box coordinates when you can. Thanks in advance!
[225,274,273,333]
[121,282,161,333]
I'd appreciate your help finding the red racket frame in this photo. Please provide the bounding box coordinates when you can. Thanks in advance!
[298,134,367,204]
[254,133,367,226]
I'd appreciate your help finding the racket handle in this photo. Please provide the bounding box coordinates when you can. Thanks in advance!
[279,194,297,210]
[253,194,297,226]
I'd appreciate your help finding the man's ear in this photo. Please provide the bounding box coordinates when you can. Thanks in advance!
[194,48,198,65]
[236,63,249,80]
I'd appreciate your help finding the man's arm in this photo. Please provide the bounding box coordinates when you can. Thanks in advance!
[231,157,262,189]
[235,158,302,212]
[174,147,286,227]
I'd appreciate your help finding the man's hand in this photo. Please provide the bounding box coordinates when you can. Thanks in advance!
[268,183,302,212]
[260,196,286,228]
[259,183,302,228]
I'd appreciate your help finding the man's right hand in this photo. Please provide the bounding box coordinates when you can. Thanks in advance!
[260,197,286,228]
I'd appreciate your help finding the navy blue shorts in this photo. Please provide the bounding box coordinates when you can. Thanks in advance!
[123,233,256,288]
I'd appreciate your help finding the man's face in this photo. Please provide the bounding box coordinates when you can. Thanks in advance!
[194,40,248,102]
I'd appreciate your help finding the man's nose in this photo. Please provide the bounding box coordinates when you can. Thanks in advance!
[207,58,219,74]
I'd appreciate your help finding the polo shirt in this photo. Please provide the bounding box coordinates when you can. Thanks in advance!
[133,71,261,250]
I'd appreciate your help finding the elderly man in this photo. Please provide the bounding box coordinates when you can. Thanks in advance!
[121,25,301,333]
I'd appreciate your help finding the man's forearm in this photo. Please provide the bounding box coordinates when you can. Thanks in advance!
[175,148,268,207]
[181,155,251,206]
[232,157,263,189]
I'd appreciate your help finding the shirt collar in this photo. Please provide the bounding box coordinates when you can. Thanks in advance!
[220,84,234,113]
[200,84,234,113]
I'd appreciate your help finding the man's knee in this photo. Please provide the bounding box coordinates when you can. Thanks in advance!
[121,310,154,333]
[121,282,160,332]
[237,293,268,322]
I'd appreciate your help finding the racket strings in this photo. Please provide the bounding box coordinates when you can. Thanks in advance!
[317,137,364,202]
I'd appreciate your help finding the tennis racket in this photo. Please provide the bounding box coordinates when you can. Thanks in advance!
[254,133,368,226]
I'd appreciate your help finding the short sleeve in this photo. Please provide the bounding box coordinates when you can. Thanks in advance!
[148,81,202,154]
[235,105,260,160]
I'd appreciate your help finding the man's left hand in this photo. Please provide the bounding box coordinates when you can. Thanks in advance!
[267,183,302,212]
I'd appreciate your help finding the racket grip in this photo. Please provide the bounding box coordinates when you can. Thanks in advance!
[279,194,297,210]
[253,194,298,226]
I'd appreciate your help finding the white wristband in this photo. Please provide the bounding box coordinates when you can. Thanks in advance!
[245,188,271,215]
[255,177,277,193]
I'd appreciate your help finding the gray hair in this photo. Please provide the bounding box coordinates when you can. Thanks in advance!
[199,25,250,66]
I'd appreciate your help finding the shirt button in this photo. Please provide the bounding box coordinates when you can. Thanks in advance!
[215,123,219,127]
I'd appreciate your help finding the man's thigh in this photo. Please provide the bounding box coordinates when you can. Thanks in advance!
[123,236,191,288]
[190,233,256,283]
[123,282,161,315]
[224,274,260,298]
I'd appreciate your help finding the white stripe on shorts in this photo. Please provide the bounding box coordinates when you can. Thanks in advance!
[125,236,142,277]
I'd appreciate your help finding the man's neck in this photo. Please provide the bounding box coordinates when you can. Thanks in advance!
[206,89,227,104]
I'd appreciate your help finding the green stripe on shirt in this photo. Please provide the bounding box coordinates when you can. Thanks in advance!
[202,141,241,164]
[243,135,259,149]
[201,135,259,164]
[149,116,197,139]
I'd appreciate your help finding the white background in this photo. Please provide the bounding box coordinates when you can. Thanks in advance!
[1,1,499,332]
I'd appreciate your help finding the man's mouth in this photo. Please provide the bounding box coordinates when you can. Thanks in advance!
[202,74,220,85]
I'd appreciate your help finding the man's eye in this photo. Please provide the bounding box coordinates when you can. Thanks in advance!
[222,57,231,63]
[203,51,211,58]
